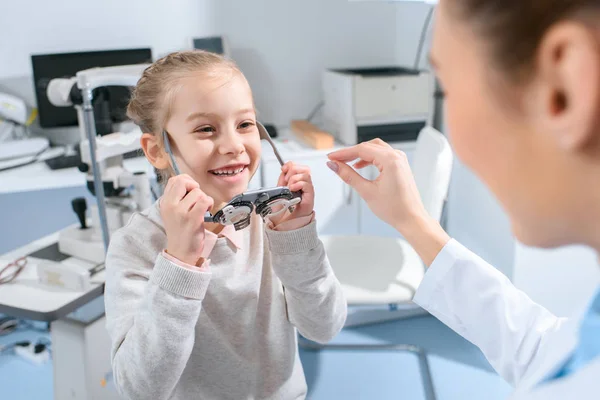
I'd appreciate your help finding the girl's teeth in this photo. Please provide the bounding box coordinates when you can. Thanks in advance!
[212,167,244,176]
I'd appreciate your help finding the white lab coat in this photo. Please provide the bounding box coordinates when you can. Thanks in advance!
[413,239,600,399]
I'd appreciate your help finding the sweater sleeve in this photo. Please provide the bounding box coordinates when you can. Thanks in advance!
[265,220,347,344]
[104,229,211,399]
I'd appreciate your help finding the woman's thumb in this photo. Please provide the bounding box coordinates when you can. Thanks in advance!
[327,161,370,196]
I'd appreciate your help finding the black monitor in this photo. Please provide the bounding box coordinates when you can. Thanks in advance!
[31,48,152,129]
[193,36,227,56]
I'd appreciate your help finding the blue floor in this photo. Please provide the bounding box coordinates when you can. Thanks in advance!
[300,315,511,399]
[0,321,53,400]
[0,313,511,400]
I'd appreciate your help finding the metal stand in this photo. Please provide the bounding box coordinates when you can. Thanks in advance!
[298,336,437,400]
[81,86,110,251]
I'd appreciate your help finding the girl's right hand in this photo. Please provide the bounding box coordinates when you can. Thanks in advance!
[161,174,214,266]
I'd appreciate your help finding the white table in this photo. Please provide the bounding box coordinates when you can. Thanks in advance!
[0,231,105,321]
[0,231,117,400]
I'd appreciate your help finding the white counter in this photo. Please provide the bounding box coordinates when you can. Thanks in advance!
[0,156,155,194]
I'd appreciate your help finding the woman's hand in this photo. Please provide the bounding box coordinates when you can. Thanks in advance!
[161,174,214,266]
[327,139,450,266]
[327,139,426,232]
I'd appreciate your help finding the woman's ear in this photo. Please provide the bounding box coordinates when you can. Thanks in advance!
[531,21,600,151]
[140,133,170,169]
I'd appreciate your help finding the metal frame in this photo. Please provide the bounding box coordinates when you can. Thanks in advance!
[298,336,437,400]
[81,85,110,251]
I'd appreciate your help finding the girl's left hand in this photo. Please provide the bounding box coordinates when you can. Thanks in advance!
[277,161,315,220]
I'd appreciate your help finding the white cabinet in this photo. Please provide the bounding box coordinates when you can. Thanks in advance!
[259,136,415,236]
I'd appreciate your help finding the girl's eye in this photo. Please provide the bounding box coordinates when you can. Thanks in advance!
[195,126,215,133]
[239,121,255,130]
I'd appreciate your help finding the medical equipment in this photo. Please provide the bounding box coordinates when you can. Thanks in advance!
[0,252,99,292]
[47,64,153,264]
[0,92,29,126]
[0,138,48,161]
[322,67,434,145]
[31,49,151,170]
[0,137,49,162]
[0,92,44,166]
[163,122,301,230]
[193,35,230,57]
[32,49,152,130]
[37,258,102,292]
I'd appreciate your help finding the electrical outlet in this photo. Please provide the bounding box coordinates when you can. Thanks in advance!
[14,342,50,365]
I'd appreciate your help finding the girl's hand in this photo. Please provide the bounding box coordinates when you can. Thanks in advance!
[161,174,214,266]
[276,161,315,221]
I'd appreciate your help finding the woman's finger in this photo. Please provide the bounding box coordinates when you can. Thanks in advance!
[353,159,372,169]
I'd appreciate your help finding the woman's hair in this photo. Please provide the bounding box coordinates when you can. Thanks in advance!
[450,0,600,81]
[127,50,243,182]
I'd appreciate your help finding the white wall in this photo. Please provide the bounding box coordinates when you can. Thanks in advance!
[394,2,434,69]
[212,0,402,126]
[0,0,213,80]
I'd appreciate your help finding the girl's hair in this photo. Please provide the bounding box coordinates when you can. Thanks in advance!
[450,0,600,82]
[127,50,243,182]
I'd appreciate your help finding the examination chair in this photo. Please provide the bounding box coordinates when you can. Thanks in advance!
[301,126,454,400]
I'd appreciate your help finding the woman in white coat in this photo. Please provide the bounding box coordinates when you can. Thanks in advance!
[326,0,600,398]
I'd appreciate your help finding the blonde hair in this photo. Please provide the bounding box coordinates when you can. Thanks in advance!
[127,50,243,182]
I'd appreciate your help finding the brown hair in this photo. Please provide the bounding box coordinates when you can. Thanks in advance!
[450,0,600,81]
[127,50,243,182]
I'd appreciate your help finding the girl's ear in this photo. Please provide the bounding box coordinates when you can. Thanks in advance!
[140,133,170,169]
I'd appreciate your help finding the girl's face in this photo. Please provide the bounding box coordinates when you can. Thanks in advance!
[157,70,262,211]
